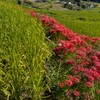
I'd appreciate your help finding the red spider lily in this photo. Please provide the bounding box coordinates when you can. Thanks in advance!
[54,46,62,54]
[88,75,94,81]
[27,10,36,17]
[80,67,85,71]
[67,60,76,66]
[68,75,73,81]
[85,62,89,65]
[59,83,64,88]
[91,66,97,71]
[76,55,81,59]
[58,54,63,57]
[57,59,62,62]
[63,50,67,54]
[65,80,73,86]
[26,9,100,99]
[93,71,100,79]
[98,90,100,94]
[79,46,87,52]
[70,47,76,52]
[84,57,90,61]
[59,40,70,49]
[86,46,92,54]
[74,91,80,97]
[85,81,92,87]
[73,77,80,83]
[77,50,86,58]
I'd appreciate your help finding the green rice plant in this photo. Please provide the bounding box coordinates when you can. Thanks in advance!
[0,2,51,100]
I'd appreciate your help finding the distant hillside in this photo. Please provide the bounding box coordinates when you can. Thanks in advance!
[82,0,100,3]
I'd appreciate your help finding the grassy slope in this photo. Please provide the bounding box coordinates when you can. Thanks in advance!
[0,2,51,100]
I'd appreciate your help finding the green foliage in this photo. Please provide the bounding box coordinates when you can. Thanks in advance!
[64,3,73,10]
[81,3,88,9]
[0,2,51,100]
[64,3,68,8]
[68,4,73,10]
[24,0,33,5]
[93,4,98,8]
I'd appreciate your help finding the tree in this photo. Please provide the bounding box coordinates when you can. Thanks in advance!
[74,0,81,3]
[17,0,24,5]
[74,0,81,6]
[87,0,90,2]
[17,0,22,5]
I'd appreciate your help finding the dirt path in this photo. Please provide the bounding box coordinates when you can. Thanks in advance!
[49,4,67,10]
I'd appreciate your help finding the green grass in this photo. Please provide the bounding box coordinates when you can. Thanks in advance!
[0,2,51,100]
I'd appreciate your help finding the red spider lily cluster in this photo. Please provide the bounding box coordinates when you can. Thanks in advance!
[26,9,100,99]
